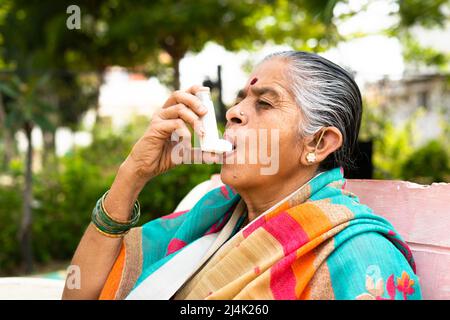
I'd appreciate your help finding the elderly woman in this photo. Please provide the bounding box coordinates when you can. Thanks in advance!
[62,51,421,300]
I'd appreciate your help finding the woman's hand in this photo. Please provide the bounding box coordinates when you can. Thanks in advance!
[103,85,220,221]
[124,85,220,183]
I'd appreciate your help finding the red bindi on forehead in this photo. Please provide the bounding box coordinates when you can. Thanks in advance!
[244,77,258,95]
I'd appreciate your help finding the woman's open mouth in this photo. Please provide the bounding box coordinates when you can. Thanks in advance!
[223,132,237,159]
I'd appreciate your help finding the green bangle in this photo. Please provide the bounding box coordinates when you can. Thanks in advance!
[91,190,140,237]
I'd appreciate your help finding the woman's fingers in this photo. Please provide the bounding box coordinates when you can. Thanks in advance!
[155,118,222,165]
[145,85,224,168]
[162,86,209,117]
[184,84,207,95]
[159,103,205,137]
[147,118,223,167]
[151,118,191,143]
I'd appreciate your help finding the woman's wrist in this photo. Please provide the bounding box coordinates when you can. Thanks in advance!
[103,158,150,221]
[92,189,141,237]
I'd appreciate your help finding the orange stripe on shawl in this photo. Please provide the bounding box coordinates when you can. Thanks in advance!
[278,204,333,298]
[265,201,290,220]
[292,250,317,298]
[99,243,126,300]
[287,203,333,239]
[300,284,312,299]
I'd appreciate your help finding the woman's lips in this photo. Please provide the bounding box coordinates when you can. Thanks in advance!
[223,148,236,163]
[223,132,237,160]
[223,132,236,150]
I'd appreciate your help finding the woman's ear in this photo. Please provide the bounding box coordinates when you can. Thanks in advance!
[299,127,343,166]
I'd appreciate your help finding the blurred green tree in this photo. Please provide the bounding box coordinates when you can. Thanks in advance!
[0,75,56,273]
[89,0,343,89]
[402,140,450,184]
[397,0,449,28]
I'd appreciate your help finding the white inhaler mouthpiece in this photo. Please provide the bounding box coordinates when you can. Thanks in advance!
[196,88,233,153]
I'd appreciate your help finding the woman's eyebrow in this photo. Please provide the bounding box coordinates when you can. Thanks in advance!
[236,86,281,100]
[250,86,281,99]
[237,89,246,99]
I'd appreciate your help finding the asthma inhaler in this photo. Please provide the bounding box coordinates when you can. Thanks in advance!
[196,88,232,153]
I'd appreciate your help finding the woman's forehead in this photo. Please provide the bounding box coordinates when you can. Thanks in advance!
[245,59,293,99]
[250,59,288,83]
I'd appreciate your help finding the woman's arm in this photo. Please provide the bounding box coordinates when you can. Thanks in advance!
[62,85,213,300]
[62,159,146,300]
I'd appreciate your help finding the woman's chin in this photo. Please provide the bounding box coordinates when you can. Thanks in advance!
[220,164,240,187]
[220,164,256,190]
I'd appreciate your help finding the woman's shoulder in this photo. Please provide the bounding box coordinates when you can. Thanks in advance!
[325,231,422,300]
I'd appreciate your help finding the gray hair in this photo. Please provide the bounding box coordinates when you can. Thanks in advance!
[263,51,362,172]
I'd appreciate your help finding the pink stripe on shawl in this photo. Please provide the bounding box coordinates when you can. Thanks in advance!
[220,185,230,199]
[263,211,309,255]
[270,253,298,299]
[161,209,189,220]
[242,215,265,238]
[166,238,187,256]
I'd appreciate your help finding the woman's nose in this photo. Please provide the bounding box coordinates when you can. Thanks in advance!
[225,104,248,126]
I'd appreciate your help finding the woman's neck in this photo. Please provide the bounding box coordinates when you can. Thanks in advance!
[238,169,317,222]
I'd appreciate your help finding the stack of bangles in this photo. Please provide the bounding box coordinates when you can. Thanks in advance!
[91,190,141,238]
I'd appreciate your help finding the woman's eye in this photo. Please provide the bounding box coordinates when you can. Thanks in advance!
[256,100,272,109]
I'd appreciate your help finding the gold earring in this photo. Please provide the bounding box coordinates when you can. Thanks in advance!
[306,152,316,163]
[305,129,326,164]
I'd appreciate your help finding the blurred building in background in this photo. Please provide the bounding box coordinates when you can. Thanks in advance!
[364,72,450,144]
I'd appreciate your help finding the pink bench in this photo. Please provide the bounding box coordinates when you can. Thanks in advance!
[176,175,450,299]
[345,179,450,300]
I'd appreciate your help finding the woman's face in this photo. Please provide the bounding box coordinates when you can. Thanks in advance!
[221,57,307,190]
